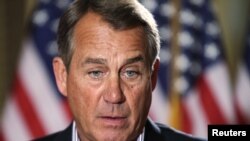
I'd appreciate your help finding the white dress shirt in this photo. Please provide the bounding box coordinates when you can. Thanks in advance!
[72,121,145,141]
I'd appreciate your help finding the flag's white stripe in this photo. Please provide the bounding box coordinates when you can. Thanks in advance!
[205,62,236,123]
[185,89,208,139]
[235,64,250,121]
[150,80,169,124]
[2,98,31,141]
[19,39,69,133]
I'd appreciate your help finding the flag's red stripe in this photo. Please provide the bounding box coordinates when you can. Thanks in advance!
[62,99,72,121]
[148,112,156,121]
[180,102,192,134]
[0,130,6,141]
[234,100,248,124]
[13,75,46,138]
[197,76,227,124]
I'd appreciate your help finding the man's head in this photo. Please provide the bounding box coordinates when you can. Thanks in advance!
[53,0,160,140]
[57,0,160,70]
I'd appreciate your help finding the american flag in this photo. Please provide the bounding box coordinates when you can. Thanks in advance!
[140,0,173,124]
[1,0,244,140]
[141,0,236,138]
[0,0,73,140]
[235,28,250,124]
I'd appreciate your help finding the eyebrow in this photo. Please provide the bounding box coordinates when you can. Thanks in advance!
[82,58,107,65]
[81,55,144,66]
[125,55,144,65]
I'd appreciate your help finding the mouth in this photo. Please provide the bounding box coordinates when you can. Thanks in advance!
[98,116,128,127]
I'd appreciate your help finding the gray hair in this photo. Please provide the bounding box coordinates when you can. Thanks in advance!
[57,0,160,70]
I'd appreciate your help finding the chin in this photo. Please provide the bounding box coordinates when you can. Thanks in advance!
[95,130,135,141]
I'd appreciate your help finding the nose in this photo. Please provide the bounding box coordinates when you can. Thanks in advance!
[103,75,125,104]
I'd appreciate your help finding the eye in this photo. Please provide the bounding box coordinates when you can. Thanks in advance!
[88,70,104,79]
[123,70,140,79]
[126,70,137,77]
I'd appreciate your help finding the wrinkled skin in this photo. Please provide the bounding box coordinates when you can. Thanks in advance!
[53,12,159,141]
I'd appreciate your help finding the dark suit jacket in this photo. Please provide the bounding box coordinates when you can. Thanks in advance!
[32,119,207,141]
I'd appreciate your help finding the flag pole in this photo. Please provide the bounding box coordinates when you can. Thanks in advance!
[169,0,182,130]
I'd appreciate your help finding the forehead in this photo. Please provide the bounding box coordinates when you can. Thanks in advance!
[72,11,147,56]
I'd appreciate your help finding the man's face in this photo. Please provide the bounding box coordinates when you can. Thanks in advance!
[54,12,158,141]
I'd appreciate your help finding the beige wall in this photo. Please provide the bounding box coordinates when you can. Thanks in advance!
[213,0,250,82]
[0,0,249,112]
[0,0,25,111]
[0,0,36,113]
[0,0,6,110]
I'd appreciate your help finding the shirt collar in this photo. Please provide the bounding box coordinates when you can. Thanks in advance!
[72,121,145,141]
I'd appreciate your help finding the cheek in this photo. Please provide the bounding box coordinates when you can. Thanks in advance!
[66,74,99,119]
[140,84,152,111]
[67,77,88,116]
[127,81,152,116]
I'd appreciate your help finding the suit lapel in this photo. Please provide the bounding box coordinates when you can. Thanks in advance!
[144,118,165,141]
[53,123,73,141]
[53,119,164,141]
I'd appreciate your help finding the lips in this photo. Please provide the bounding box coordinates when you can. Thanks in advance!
[101,116,127,120]
[98,116,128,127]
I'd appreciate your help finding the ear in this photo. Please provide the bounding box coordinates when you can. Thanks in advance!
[53,57,68,97]
[151,59,160,91]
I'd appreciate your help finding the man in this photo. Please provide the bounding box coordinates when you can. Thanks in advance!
[34,0,206,141]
